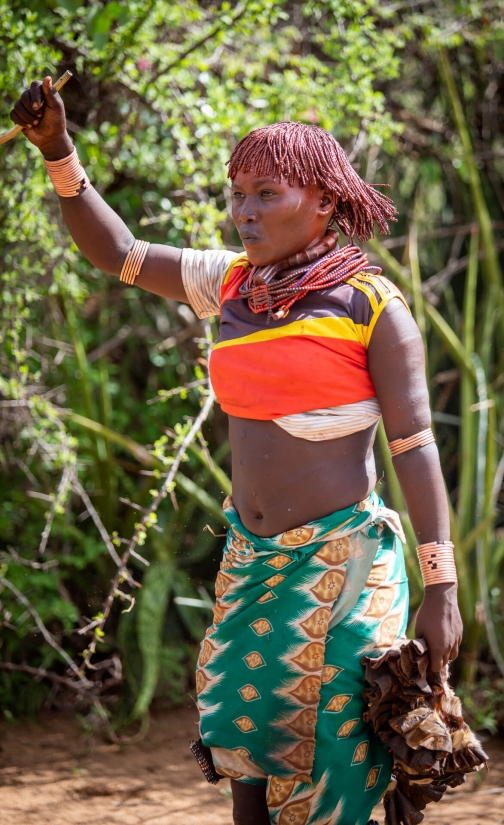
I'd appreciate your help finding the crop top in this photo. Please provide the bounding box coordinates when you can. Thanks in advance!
[180,248,410,439]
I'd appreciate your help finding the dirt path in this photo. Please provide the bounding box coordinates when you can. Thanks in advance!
[0,702,502,825]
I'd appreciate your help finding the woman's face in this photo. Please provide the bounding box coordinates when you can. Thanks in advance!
[231,170,335,266]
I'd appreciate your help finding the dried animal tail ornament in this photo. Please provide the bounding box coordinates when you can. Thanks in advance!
[362,639,489,825]
[189,738,222,785]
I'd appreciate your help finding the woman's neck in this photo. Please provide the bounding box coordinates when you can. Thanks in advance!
[251,229,339,286]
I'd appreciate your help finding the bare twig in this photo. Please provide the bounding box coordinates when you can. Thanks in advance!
[86,325,133,363]
[1,546,58,571]
[118,497,163,532]
[146,378,206,404]
[79,324,216,671]
[0,575,92,688]
[347,127,367,163]
[71,474,123,567]
[0,662,83,690]
[27,490,54,502]
[147,2,249,85]
[38,465,72,555]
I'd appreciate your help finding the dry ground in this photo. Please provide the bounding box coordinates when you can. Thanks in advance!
[0,702,502,825]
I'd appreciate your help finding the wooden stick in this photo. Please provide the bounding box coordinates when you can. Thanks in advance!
[0,70,73,146]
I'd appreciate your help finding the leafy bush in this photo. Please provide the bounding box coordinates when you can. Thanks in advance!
[1,1,503,726]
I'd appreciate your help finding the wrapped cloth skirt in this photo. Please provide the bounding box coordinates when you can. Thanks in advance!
[196,492,409,825]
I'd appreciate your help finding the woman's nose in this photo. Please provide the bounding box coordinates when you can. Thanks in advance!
[238,209,258,223]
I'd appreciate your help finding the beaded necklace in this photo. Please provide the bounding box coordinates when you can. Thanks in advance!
[239,230,381,322]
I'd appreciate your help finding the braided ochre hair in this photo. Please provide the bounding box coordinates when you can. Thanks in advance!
[227,121,397,241]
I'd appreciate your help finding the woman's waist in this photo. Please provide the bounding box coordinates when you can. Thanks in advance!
[230,473,376,537]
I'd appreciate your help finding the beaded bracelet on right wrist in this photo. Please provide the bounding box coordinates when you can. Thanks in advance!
[416,541,458,586]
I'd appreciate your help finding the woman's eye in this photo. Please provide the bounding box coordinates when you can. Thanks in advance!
[233,191,244,199]
[261,190,274,197]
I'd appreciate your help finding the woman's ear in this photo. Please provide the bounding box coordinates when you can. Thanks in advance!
[318,189,336,217]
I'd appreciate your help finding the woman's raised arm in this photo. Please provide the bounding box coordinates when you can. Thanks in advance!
[9,76,187,302]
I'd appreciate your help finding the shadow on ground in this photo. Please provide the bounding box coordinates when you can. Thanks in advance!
[0,703,502,825]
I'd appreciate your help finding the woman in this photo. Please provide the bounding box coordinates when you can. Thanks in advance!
[11,77,462,825]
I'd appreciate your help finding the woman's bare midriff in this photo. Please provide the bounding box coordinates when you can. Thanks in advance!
[228,416,378,537]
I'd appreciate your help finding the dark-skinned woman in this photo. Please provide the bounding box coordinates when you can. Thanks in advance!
[11,77,463,825]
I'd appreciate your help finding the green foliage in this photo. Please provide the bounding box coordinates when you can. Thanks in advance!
[132,560,174,719]
[457,677,504,735]
[1,0,503,722]
[365,3,504,687]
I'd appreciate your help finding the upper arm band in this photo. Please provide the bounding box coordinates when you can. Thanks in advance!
[119,239,150,285]
[388,427,435,457]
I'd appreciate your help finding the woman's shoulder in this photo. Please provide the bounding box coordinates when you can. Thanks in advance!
[346,271,408,312]
[333,272,410,347]
[181,248,242,319]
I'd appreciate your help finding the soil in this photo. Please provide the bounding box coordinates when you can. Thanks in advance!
[0,702,502,825]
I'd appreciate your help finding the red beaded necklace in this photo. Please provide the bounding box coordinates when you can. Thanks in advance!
[239,231,381,322]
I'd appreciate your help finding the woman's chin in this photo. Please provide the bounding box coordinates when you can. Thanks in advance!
[244,246,283,267]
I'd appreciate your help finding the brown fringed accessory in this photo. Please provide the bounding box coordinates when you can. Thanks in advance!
[388,428,435,457]
[239,231,381,322]
[417,541,458,586]
[119,239,150,285]
[44,146,90,197]
[227,121,398,241]
[189,738,222,785]
[362,639,488,825]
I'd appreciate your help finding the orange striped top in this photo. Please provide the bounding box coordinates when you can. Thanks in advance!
[208,255,409,420]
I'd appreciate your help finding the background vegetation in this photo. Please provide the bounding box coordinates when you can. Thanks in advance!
[0,0,503,735]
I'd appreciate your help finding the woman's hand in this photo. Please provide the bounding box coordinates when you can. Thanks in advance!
[415,582,463,671]
[9,76,73,160]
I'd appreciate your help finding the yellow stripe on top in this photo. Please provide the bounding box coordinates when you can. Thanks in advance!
[223,254,249,284]
[213,315,368,350]
[347,273,411,347]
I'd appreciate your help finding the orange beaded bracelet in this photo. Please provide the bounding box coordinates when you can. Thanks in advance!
[119,239,150,285]
[388,427,435,457]
[417,541,458,586]
[44,146,90,197]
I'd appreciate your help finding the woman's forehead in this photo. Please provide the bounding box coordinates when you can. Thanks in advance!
[231,169,321,193]
[232,170,282,186]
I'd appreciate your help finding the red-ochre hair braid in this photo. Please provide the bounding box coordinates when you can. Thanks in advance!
[227,121,397,241]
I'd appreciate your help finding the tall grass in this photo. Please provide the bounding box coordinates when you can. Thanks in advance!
[368,52,504,683]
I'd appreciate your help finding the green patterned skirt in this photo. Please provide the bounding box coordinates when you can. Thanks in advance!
[196,492,409,825]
